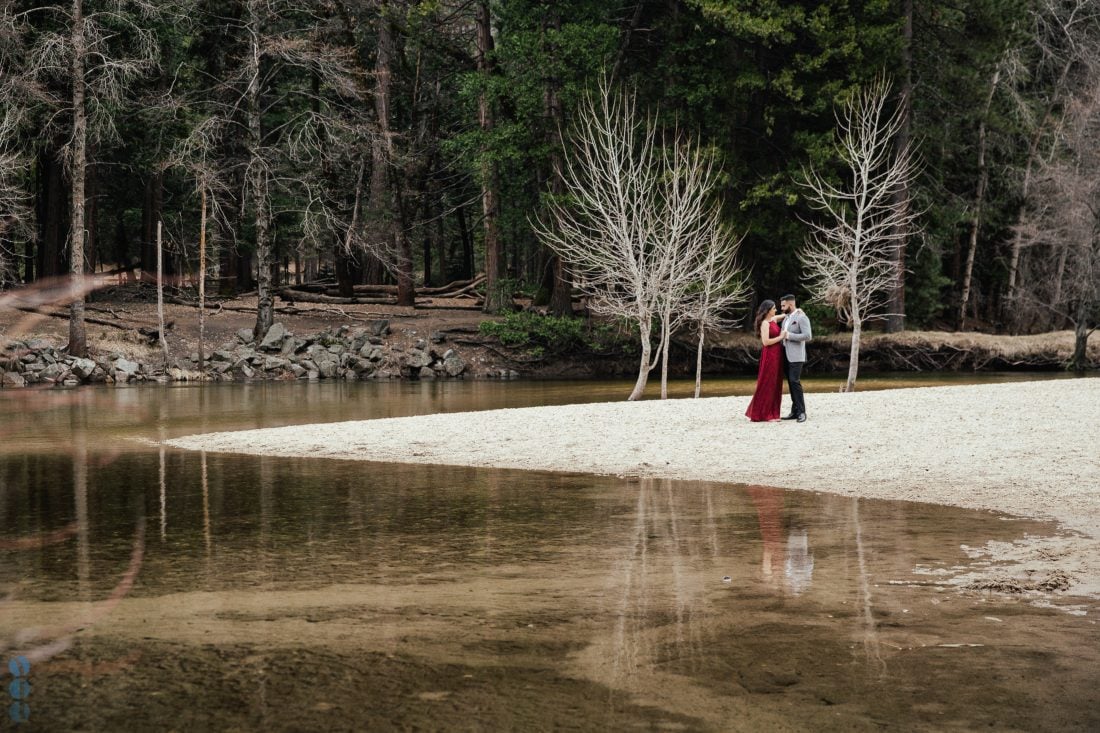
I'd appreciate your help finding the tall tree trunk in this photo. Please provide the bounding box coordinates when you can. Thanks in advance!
[886,0,912,333]
[628,323,652,401]
[456,202,474,279]
[659,308,671,400]
[844,283,862,392]
[1051,244,1070,329]
[68,0,88,357]
[477,1,506,313]
[198,184,207,370]
[544,6,572,317]
[141,172,163,281]
[247,0,273,340]
[37,144,67,279]
[693,327,705,398]
[1070,301,1090,372]
[334,251,356,297]
[959,63,1002,329]
[374,2,415,305]
[433,185,446,285]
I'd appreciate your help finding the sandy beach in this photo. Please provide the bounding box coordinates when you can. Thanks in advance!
[168,378,1100,597]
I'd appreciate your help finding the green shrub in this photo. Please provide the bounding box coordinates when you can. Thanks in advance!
[479,312,635,358]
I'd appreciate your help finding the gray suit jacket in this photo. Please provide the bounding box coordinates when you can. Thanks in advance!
[782,310,812,363]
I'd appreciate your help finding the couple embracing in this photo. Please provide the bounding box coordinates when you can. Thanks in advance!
[745,294,812,423]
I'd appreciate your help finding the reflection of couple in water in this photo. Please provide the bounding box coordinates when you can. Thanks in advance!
[746,485,814,595]
[745,294,812,423]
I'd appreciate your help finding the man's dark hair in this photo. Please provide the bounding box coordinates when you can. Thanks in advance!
[780,294,797,302]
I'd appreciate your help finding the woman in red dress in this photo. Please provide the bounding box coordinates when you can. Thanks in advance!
[745,299,787,422]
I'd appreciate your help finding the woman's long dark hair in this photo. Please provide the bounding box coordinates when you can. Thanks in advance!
[753,299,776,334]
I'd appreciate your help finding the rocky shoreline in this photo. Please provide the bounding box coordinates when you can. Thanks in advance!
[2,316,1095,389]
[0,319,482,388]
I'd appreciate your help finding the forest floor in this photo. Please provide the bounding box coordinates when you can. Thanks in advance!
[169,378,1100,599]
[1,283,1096,378]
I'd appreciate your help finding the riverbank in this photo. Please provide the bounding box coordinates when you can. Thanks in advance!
[1,288,1097,387]
[168,378,1100,598]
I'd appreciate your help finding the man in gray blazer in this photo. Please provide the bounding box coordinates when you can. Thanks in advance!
[779,294,812,422]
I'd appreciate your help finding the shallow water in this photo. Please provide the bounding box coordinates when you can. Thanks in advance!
[1,378,1098,731]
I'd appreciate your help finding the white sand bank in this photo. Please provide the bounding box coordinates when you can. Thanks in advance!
[168,378,1100,596]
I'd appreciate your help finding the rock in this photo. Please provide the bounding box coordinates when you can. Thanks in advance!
[236,328,255,344]
[307,369,320,380]
[442,353,467,377]
[212,350,234,363]
[113,370,131,384]
[69,357,95,379]
[236,363,255,379]
[61,377,80,388]
[370,319,391,337]
[359,344,384,362]
[318,360,338,379]
[326,343,346,355]
[40,363,66,382]
[2,372,26,388]
[289,364,307,378]
[443,349,455,360]
[259,323,290,352]
[418,366,436,379]
[25,338,51,351]
[114,358,141,376]
[406,350,432,369]
[368,336,384,345]
[264,357,290,371]
[349,330,369,352]
[430,331,446,344]
[414,338,427,350]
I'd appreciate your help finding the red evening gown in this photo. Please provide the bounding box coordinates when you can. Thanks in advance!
[745,321,783,422]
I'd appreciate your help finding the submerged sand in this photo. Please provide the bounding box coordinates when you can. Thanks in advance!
[168,378,1100,596]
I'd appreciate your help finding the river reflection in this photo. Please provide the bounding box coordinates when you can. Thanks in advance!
[1,383,1099,730]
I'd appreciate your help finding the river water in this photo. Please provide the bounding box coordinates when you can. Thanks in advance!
[1,376,1098,731]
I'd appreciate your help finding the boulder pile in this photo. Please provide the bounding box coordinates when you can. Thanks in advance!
[0,320,469,388]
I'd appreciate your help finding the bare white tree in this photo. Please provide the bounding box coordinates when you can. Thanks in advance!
[0,98,33,289]
[1014,66,1100,370]
[166,116,236,369]
[3,0,163,355]
[798,76,921,392]
[536,78,746,400]
[681,224,747,398]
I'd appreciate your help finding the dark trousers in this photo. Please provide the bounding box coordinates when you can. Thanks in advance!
[785,359,806,417]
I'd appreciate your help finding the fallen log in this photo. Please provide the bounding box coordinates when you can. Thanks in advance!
[14,306,172,336]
